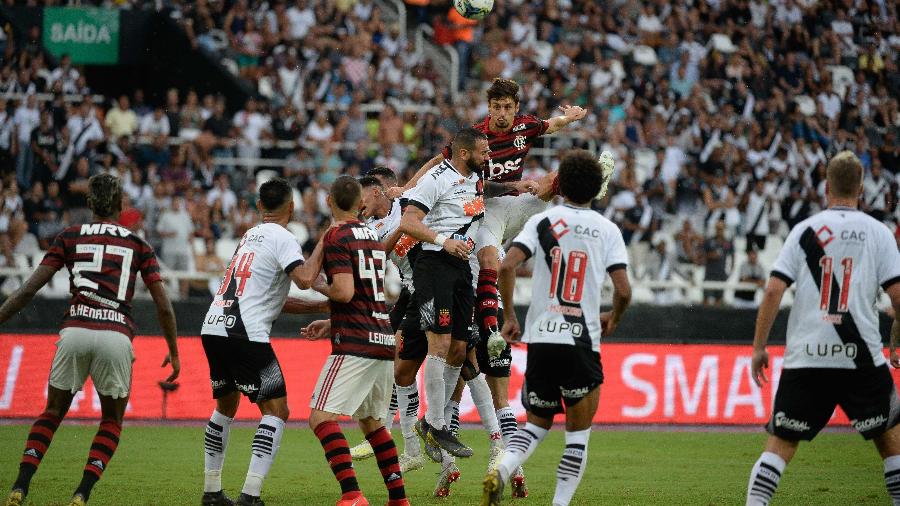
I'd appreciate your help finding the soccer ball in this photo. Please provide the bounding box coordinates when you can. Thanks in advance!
[453,0,494,20]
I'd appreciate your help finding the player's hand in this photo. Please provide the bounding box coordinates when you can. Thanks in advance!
[891,348,900,369]
[443,238,470,259]
[534,171,558,202]
[387,186,405,200]
[501,318,521,343]
[600,311,620,336]
[511,180,538,195]
[751,347,769,386]
[559,104,587,122]
[161,353,180,383]
[302,319,331,340]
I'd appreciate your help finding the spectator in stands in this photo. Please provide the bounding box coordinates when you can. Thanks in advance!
[48,54,79,94]
[305,109,334,143]
[191,237,222,299]
[0,178,23,266]
[30,110,59,187]
[156,195,195,297]
[702,220,734,306]
[734,248,766,309]
[232,197,256,239]
[13,94,39,189]
[863,160,889,221]
[206,173,237,216]
[62,100,103,175]
[140,106,172,139]
[63,157,92,226]
[233,97,271,160]
[741,178,773,253]
[105,95,138,140]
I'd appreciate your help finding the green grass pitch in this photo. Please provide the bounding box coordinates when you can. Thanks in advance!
[0,424,889,505]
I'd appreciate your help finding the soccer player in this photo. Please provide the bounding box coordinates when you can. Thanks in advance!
[304,175,409,506]
[394,79,592,495]
[199,177,324,506]
[398,127,491,459]
[1,174,180,506]
[482,150,632,506]
[745,151,900,506]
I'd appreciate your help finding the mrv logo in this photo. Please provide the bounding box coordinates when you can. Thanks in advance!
[538,319,583,337]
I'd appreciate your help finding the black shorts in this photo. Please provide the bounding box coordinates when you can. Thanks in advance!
[476,311,512,378]
[411,250,474,341]
[767,365,900,441]
[201,335,287,403]
[398,289,428,362]
[389,286,412,333]
[521,343,603,419]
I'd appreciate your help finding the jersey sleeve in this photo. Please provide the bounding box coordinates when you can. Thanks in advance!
[876,225,900,290]
[510,214,541,260]
[603,225,629,273]
[771,225,802,285]
[406,169,446,214]
[138,240,163,285]
[523,114,550,137]
[39,231,67,270]
[324,229,353,278]
[275,229,305,274]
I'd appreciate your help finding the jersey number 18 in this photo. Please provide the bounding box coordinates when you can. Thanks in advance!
[549,246,588,304]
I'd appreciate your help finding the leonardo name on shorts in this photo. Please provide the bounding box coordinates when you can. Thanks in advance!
[70,304,126,324]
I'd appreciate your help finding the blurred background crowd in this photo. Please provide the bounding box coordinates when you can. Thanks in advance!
[0,0,896,307]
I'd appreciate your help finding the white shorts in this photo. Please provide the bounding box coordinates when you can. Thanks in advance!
[476,193,548,253]
[310,354,393,420]
[48,327,135,399]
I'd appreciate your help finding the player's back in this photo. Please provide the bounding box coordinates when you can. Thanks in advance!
[323,221,395,360]
[773,207,900,369]
[40,221,161,338]
[514,204,628,351]
[202,222,303,342]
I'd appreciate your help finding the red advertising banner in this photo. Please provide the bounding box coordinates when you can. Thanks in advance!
[1,335,897,425]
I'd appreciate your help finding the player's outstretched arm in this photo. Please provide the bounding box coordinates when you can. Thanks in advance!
[388,153,444,199]
[382,228,403,253]
[498,246,527,342]
[320,273,354,303]
[148,280,180,383]
[886,283,900,368]
[301,319,331,340]
[545,104,588,135]
[751,277,788,386]
[0,265,56,325]
[290,238,325,290]
[399,206,470,260]
[282,296,330,314]
[601,268,632,338]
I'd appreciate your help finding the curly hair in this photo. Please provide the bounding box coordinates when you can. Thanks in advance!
[486,78,520,103]
[87,173,123,219]
[558,150,603,204]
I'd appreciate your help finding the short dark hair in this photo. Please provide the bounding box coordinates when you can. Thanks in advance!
[358,175,383,189]
[330,175,361,212]
[558,150,603,204]
[367,166,397,185]
[486,78,520,103]
[87,173,122,218]
[826,151,863,199]
[258,177,293,211]
[450,127,488,157]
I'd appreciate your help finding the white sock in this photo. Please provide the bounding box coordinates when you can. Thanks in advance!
[204,410,233,493]
[424,355,448,428]
[552,429,591,506]
[497,406,517,446]
[242,415,285,497]
[467,376,501,443]
[884,455,900,505]
[445,399,460,435]
[443,364,462,416]
[746,451,785,506]
[384,385,398,431]
[498,423,548,482]
[396,382,420,457]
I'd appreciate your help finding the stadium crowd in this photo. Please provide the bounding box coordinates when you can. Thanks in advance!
[0,0,897,305]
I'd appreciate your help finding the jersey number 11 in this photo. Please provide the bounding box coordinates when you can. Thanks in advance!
[819,256,853,313]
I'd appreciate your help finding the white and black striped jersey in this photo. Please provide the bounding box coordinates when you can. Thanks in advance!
[405,159,484,253]
[511,204,629,352]
[201,223,305,343]
[367,198,414,289]
[772,207,900,369]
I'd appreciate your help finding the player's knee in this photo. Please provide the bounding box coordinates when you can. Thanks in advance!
[446,343,467,366]
[394,363,416,386]
[460,359,479,381]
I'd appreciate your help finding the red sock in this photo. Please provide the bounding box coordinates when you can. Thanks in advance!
[366,427,406,501]
[477,269,500,330]
[76,420,121,500]
[14,411,62,493]
[314,421,360,499]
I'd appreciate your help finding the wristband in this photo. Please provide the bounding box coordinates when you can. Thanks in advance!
[434,233,449,248]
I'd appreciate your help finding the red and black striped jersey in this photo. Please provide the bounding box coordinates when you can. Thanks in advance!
[40,221,162,339]
[443,114,549,184]
[324,221,394,360]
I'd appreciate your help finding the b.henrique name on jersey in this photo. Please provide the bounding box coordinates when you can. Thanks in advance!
[406,159,485,258]
[40,221,162,338]
[324,221,395,360]
[202,223,305,342]
[771,207,900,369]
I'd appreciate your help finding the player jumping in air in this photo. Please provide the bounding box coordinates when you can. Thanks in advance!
[1,174,180,506]
[482,150,632,506]
[199,177,325,506]
[745,151,900,506]
[394,78,597,496]
[302,176,409,506]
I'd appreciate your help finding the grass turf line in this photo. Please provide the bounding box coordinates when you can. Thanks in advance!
[0,425,888,505]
